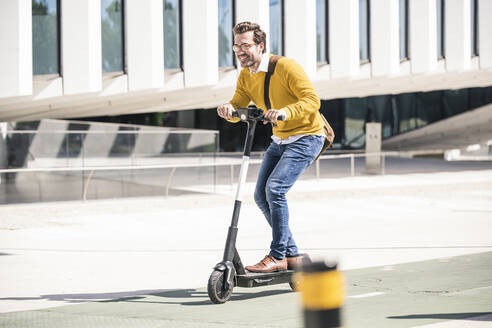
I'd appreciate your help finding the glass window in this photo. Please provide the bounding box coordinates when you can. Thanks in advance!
[218,0,234,67]
[32,0,60,75]
[443,89,469,117]
[316,0,328,63]
[394,93,417,134]
[399,0,408,60]
[436,0,444,58]
[359,0,370,62]
[101,0,125,73]
[344,98,367,148]
[269,0,284,55]
[368,96,394,138]
[471,0,478,56]
[164,0,182,70]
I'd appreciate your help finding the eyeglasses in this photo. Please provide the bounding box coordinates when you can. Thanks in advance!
[232,43,256,52]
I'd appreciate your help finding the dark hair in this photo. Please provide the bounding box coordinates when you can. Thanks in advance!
[233,21,267,54]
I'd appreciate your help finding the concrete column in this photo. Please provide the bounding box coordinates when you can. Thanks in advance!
[83,124,119,159]
[365,122,382,174]
[62,0,102,95]
[371,0,399,77]
[410,0,438,73]
[182,0,218,87]
[235,0,270,51]
[478,0,492,69]
[329,0,359,78]
[445,0,471,71]
[0,0,32,98]
[126,0,164,91]
[284,0,317,79]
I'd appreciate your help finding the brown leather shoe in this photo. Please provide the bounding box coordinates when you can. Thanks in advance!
[245,255,287,273]
[286,253,311,270]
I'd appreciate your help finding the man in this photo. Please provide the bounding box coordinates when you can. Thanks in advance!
[217,22,325,273]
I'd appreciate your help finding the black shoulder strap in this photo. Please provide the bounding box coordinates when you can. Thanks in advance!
[264,55,282,110]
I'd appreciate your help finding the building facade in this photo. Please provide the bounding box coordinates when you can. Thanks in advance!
[0,0,491,149]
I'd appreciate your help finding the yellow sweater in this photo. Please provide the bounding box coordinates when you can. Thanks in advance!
[229,55,324,139]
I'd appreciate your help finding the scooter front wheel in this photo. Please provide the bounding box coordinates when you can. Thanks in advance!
[207,269,234,304]
[289,276,301,292]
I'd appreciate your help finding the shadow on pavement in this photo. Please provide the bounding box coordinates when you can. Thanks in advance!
[0,289,173,304]
[388,312,492,321]
[101,288,293,306]
[0,287,292,306]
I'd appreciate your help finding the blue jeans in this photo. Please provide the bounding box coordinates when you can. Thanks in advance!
[254,135,324,259]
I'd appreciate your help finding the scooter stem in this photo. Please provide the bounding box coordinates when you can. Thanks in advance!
[222,119,258,262]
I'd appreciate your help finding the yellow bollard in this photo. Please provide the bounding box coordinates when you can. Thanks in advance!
[297,261,344,328]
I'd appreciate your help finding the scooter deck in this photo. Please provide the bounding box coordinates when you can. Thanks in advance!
[236,269,295,288]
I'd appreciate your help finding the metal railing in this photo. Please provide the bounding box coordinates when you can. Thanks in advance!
[0,123,221,202]
[0,151,399,201]
[315,152,388,177]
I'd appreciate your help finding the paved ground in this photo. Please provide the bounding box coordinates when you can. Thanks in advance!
[1,252,491,328]
[1,164,492,327]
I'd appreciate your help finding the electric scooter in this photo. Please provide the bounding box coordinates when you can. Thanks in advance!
[207,105,309,304]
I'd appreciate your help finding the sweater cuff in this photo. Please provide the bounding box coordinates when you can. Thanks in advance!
[226,117,241,123]
[281,106,293,120]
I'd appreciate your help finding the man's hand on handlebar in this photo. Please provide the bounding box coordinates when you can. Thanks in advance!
[217,104,286,123]
[263,109,286,124]
[217,103,235,120]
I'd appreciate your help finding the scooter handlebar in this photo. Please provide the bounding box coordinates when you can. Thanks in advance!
[232,108,286,122]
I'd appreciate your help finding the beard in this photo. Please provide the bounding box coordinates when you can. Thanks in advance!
[237,53,256,68]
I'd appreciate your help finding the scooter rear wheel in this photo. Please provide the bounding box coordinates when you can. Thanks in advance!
[207,269,234,304]
[289,275,301,292]
[289,255,312,292]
